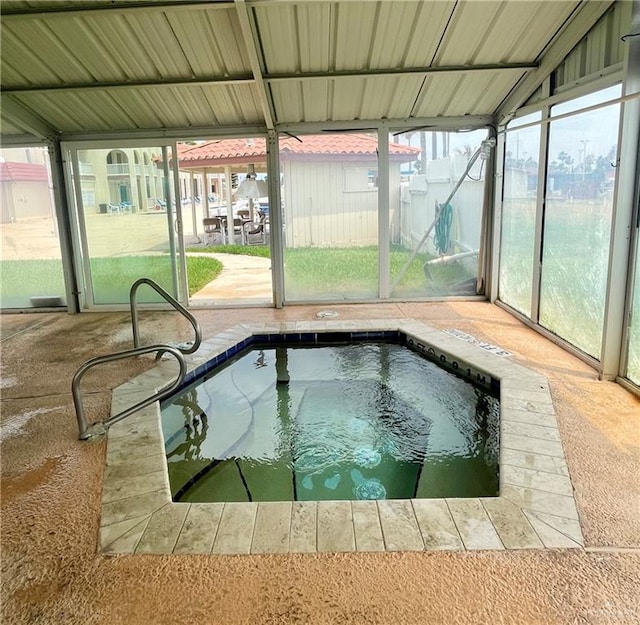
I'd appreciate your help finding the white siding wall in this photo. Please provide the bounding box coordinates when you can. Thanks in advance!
[283,159,381,247]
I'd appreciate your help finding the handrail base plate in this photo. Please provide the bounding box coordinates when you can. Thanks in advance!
[80,422,108,441]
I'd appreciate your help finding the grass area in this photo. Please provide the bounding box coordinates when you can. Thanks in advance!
[499,200,612,358]
[182,256,223,292]
[0,255,222,307]
[2,243,473,308]
[188,242,472,297]
[282,245,474,300]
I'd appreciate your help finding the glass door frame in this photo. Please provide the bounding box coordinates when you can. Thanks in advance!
[492,76,640,381]
[618,138,640,388]
[386,122,494,301]
[275,118,494,304]
[612,3,640,387]
[62,138,187,310]
[617,168,640,386]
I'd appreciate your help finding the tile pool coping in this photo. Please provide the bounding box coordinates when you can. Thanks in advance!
[99,319,584,555]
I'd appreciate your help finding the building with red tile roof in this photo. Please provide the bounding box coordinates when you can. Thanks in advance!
[0,161,49,183]
[172,134,419,248]
[176,134,418,169]
[0,160,52,223]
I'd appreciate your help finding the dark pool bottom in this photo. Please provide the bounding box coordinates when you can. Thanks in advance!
[161,340,500,503]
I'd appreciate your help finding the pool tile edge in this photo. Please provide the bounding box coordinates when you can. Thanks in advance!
[100,320,584,555]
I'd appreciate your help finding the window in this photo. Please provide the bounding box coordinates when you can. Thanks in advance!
[390,128,489,298]
[0,146,66,308]
[281,133,379,301]
[499,112,542,317]
[344,167,378,192]
[539,86,622,358]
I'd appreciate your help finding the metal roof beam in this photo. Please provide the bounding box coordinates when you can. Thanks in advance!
[53,114,492,142]
[58,124,268,143]
[0,96,57,141]
[234,0,275,130]
[0,1,234,19]
[496,0,615,122]
[1,75,254,96]
[1,64,536,96]
[277,115,493,134]
[265,63,538,84]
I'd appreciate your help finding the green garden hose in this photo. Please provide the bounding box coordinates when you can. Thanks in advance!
[434,201,453,255]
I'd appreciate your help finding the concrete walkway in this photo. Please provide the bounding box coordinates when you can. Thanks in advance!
[189,252,272,302]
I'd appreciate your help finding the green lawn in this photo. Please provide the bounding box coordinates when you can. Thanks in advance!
[1,255,222,308]
[2,244,473,308]
[283,245,475,300]
[189,243,472,298]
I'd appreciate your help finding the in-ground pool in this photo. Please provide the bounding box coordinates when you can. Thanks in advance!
[161,335,499,503]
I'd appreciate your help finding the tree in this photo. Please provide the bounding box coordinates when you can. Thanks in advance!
[549,151,574,174]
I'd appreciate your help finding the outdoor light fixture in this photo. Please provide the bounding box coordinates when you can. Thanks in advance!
[236,164,267,199]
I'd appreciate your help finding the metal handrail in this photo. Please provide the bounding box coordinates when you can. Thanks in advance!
[72,345,187,440]
[130,277,201,355]
[72,278,201,440]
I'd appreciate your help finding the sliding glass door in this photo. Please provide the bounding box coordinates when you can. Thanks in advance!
[176,136,273,307]
[498,86,623,362]
[68,143,182,306]
[499,114,541,317]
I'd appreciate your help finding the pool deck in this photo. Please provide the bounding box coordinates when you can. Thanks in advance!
[2,302,638,625]
[100,319,582,555]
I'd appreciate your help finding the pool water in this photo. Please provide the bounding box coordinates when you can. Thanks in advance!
[161,341,499,503]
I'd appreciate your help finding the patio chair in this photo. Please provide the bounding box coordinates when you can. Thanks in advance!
[203,217,225,245]
[243,217,267,245]
[231,218,246,244]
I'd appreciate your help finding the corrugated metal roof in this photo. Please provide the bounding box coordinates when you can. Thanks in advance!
[0,0,619,140]
[553,1,629,90]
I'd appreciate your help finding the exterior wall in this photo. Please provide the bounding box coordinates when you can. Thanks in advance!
[283,159,377,247]
[283,159,403,248]
[78,148,165,213]
[2,181,52,221]
[0,147,52,223]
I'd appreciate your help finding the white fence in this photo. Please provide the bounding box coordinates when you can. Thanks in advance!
[395,155,486,255]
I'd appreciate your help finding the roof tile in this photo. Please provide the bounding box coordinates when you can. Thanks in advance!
[177,133,419,164]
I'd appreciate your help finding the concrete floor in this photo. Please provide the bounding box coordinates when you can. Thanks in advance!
[1,301,639,624]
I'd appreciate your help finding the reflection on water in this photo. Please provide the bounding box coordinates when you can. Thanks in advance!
[165,389,209,461]
[161,341,500,502]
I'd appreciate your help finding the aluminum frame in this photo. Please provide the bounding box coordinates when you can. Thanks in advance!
[615,0,640,383]
[61,137,188,310]
[493,64,640,378]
